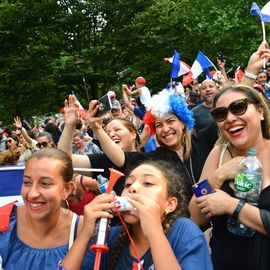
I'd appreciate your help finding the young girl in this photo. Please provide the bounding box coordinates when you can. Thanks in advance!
[62,161,213,270]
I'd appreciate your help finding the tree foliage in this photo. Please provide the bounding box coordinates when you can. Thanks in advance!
[0,0,268,125]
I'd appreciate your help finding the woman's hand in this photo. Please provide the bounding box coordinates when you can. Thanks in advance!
[13,116,22,129]
[127,193,164,238]
[246,41,270,74]
[196,189,238,219]
[64,95,80,126]
[214,156,244,187]
[80,194,114,238]
[86,100,104,132]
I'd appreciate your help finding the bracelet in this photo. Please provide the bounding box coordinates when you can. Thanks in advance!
[244,70,257,80]
[231,200,246,219]
[80,175,86,191]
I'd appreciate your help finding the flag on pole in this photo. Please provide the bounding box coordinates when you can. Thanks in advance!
[164,54,190,77]
[72,92,87,119]
[250,2,270,22]
[182,51,215,86]
[170,51,180,79]
[234,65,245,83]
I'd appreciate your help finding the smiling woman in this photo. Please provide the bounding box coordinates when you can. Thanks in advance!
[58,91,195,201]
[0,148,92,269]
[189,85,270,270]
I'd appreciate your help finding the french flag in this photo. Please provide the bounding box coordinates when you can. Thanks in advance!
[72,92,87,119]
[182,51,214,86]
[234,65,245,83]
[250,2,270,22]
[164,51,190,78]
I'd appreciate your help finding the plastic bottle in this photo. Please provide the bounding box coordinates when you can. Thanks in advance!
[227,148,263,237]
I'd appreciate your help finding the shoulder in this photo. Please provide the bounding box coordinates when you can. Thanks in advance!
[206,144,223,160]
[168,218,203,241]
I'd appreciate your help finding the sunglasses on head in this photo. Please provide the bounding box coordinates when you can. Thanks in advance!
[211,98,258,122]
[36,141,49,148]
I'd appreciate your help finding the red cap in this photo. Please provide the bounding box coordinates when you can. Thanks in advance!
[134,76,146,85]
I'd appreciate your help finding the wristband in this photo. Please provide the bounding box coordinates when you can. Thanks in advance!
[244,70,257,80]
[231,200,245,219]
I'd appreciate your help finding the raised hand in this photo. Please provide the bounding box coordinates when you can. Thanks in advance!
[13,116,22,129]
[64,95,80,126]
[86,100,104,132]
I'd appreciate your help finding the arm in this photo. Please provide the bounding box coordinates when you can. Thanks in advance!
[241,41,270,87]
[74,174,99,193]
[189,145,243,226]
[122,86,135,111]
[128,193,182,270]
[217,59,230,87]
[13,117,32,144]
[196,189,267,235]
[61,194,114,270]
[87,100,125,167]
[57,96,91,169]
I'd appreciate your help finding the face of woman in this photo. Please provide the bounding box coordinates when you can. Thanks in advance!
[7,137,18,150]
[215,91,264,150]
[105,120,136,151]
[21,157,72,221]
[121,164,171,223]
[73,136,84,149]
[155,113,185,151]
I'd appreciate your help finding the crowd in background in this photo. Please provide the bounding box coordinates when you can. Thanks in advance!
[1,42,270,270]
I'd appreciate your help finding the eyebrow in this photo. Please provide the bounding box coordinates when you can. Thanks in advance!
[127,173,156,179]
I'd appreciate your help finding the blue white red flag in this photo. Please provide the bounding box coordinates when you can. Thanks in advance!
[164,54,190,78]
[250,2,270,22]
[182,51,214,85]
[72,92,87,119]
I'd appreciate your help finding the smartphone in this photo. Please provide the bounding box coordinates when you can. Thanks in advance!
[96,94,112,116]
[192,179,215,197]
[217,52,224,62]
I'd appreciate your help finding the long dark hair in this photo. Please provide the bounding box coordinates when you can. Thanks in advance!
[108,160,189,269]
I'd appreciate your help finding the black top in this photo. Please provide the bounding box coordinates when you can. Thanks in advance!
[210,181,270,270]
[88,147,193,199]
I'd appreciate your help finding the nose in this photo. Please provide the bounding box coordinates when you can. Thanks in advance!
[161,123,170,133]
[226,111,237,122]
[128,182,139,194]
[27,184,40,199]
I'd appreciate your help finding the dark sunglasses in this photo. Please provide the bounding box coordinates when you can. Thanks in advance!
[211,98,258,122]
[7,139,12,143]
[36,141,49,148]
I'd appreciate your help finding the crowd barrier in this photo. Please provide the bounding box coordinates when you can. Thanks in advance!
[0,166,104,206]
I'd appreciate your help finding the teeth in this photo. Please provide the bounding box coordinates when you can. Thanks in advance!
[30,203,43,208]
[113,139,120,143]
[229,126,244,133]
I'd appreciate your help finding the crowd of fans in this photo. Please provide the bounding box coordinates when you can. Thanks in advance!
[1,42,270,270]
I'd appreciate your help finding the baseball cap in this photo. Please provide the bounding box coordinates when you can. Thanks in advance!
[134,76,146,85]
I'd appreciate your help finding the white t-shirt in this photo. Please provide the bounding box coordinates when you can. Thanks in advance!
[140,86,151,106]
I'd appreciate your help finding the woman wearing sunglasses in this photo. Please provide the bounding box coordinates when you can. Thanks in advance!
[0,134,22,165]
[189,85,270,270]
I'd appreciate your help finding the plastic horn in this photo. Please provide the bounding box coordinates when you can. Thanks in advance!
[91,168,124,270]
[105,168,125,194]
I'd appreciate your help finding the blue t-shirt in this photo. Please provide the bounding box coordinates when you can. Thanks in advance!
[95,217,213,270]
[0,206,92,270]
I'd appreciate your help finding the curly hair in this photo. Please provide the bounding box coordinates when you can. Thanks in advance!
[108,160,189,269]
